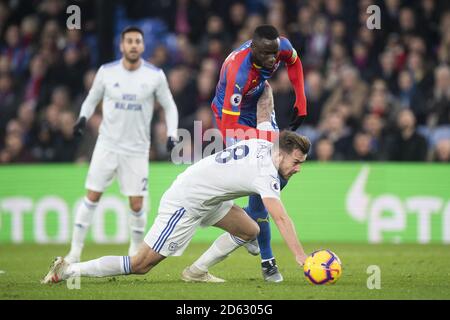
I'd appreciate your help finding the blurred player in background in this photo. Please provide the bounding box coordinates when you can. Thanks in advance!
[64,26,179,263]
[210,25,307,282]
[42,131,310,284]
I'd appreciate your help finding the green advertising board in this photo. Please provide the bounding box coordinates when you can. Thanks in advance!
[0,163,449,244]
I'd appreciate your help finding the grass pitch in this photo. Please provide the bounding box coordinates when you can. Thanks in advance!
[0,242,449,300]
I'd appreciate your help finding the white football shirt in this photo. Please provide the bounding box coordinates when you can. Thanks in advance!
[160,139,281,217]
[79,59,178,156]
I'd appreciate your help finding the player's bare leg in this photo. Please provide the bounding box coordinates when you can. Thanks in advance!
[65,190,102,263]
[182,205,260,283]
[128,196,147,256]
[42,243,165,284]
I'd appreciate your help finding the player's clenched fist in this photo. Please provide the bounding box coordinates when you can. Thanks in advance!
[73,117,87,137]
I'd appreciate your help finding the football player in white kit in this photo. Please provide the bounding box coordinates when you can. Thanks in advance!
[64,26,179,263]
[42,131,310,284]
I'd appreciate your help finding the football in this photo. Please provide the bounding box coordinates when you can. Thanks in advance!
[303,249,342,285]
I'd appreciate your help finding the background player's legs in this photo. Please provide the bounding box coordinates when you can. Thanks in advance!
[187,205,259,276]
[65,190,102,263]
[128,196,147,256]
[117,153,149,256]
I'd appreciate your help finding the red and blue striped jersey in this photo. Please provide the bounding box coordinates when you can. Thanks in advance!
[211,36,299,128]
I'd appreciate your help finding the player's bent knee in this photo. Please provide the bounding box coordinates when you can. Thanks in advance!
[239,223,260,242]
[86,190,102,203]
[130,203,143,213]
[129,197,144,212]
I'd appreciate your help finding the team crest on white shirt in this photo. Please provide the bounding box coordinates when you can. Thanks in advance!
[270,179,280,192]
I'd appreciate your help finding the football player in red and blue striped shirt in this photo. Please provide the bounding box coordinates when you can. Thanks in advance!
[210,25,307,282]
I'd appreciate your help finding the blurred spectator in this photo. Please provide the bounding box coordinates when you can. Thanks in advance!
[0,72,18,137]
[362,113,388,160]
[49,86,71,111]
[318,113,352,160]
[148,45,172,71]
[303,70,330,126]
[427,64,450,127]
[347,131,377,161]
[406,51,433,102]
[0,133,35,163]
[23,54,49,105]
[376,50,399,93]
[365,84,400,128]
[168,65,197,132]
[227,2,247,39]
[352,41,374,82]
[53,111,78,162]
[429,139,450,162]
[196,71,215,106]
[20,15,40,49]
[323,65,369,126]
[1,24,32,75]
[324,42,350,89]
[396,69,427,123]
[16,101,37,146]
[304,15,330,71]
[313,137,336,162]
[386,109,428,161]
[30,121,56,162]
[398,7,418,42]
[383,0,401,35]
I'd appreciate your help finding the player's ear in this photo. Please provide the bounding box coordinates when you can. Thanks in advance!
[119,41,124,54]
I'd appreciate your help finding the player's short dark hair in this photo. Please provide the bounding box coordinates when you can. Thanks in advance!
[253,25,279,41]
[121,26,144,40]
[278,131,311,155]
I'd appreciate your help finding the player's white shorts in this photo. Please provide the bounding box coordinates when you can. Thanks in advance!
[85,144,148,196]
[144,201,233,257]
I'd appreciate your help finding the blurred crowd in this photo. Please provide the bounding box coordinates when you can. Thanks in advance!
[0,0,449,164]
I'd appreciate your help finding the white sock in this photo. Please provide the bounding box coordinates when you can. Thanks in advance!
[68,197,98,258]
[192,233,246,273]
[128,209,147,255]
[66,256,131,278]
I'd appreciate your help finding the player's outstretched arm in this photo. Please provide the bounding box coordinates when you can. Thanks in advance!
[262,197,307,266]
[155,70,179,151]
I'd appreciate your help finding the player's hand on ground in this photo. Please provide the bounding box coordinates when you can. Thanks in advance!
[73,117,87,137]
[289,107,306,131]
[166,136,178,153]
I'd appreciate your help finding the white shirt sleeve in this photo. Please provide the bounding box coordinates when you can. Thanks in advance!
[155,70,179,138]
[79,66,105,120]
[253,175,281,200]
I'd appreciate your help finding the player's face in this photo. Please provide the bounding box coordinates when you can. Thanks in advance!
[120,32,144,63]
[278,149,307,180]
[252,38,279,69]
